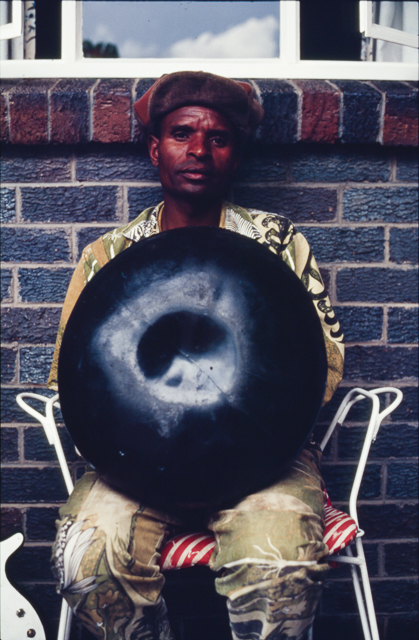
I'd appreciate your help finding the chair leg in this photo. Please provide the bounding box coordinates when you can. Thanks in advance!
[345,541,380,640]
[57,598,73,640]
[354,538,380,640]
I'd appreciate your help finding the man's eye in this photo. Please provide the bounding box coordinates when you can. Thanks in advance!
[212,137,227,146]
[173,131,188,140]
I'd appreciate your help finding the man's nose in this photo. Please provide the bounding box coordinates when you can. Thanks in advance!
[187,135,210,158]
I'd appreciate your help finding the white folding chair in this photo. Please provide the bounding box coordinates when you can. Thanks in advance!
[308,386,403,640]
[16,386,402,640]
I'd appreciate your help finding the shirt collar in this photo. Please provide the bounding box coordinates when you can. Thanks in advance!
[122,201,261,242]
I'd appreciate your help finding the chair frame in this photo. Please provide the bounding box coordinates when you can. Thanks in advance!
[16,386,402,640]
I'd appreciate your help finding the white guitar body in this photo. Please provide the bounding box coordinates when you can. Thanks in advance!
[1,533,46,640]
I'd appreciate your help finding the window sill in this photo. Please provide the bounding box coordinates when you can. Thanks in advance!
[0,78,417,147]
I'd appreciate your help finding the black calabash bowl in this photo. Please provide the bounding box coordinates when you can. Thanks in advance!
[58,227,327,512]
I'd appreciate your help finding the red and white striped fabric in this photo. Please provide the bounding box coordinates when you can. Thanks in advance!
[159,533,216,570]
[323,491,358,555]
[159,492,359,570]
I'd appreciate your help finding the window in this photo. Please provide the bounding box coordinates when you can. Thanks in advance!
[360,0,418,62]
[0,0,417,79]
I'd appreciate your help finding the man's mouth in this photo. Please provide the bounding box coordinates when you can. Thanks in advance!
[180,167,213,180]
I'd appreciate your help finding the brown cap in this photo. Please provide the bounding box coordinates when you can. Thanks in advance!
[134,71,264,138]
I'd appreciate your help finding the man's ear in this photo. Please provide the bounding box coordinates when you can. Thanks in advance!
[148,135,160,167]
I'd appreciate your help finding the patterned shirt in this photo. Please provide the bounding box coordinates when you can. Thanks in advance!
[47,202,344,404]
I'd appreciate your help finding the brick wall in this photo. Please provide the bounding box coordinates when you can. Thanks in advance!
[1,79,418,640]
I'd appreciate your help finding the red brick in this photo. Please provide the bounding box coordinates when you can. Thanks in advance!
[1,507,23,539]
[294,79,340,143]
[50,79,95,144]
[372,81,418,147]
[0,80,20,143]
[0,91,9,142]
[93,79,132,143]
[8,79,55,145]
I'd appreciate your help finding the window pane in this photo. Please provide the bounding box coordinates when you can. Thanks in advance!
[373,1,418,36]
[373,1,418,61]
[82,1,280,58]
[0,1,11,27]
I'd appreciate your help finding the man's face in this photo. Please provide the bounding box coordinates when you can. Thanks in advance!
[148,106,240,202]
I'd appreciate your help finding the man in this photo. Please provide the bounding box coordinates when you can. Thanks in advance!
[48,71,344,640]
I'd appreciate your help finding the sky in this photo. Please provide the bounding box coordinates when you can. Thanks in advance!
[82,1,280,58]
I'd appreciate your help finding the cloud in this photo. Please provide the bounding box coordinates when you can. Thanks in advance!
[90,23,116,44]
[168,15,279,58]
[119,39,158,58]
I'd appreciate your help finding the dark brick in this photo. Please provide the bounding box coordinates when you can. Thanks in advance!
[233,187,337,223]
[343,187,418,222]
[339,424,419,460]
[387,613,419,640]
[289,146,391,183]
[76,144,159,182]
[1,507,23,539]
[19,347,54,384]
[388,308,418,344]
[321,463,382,501]
[1,268,13,302]
[1,307,61,343]
[1,427,18,462]
[1,467,68,502]
[0,187,15,222]
[293,79,340,143]
[1,387,57,423]
[18,268,73,303]
[128,187,164,221]
[372,81,418,147]
[363,542,380,578]
[256,80,298,144]
[0,146,71,182]
[26,507,60,541]
[7,544,53,581]
[336,306,383,342]
[390,228,418,264]
[390,387,418,423]
[319,267,331,293]
[24,426,78,462]
[373,578,418,613]
[93,79,132,143]
[21,186,119,223]
[387,463,418,498]
[385,543,418,577]
[396,149,419,182]
[50,79,94,144]
[234,144,287,182]
[337,267,418,303]
[345,345,418,381]
[8,79,55,144]
[357,503,418,539]
[0,228,71,263]
[77,227,116,260]
[300,226,384,263]
[332,81,381,144]
[1,346,17,383]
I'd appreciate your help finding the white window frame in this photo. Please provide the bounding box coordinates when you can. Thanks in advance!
[0,0,417,80]
[359,0,419,49]
[0,0,22,40]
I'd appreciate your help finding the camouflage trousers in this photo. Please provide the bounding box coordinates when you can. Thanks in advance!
[52,444,329,640]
